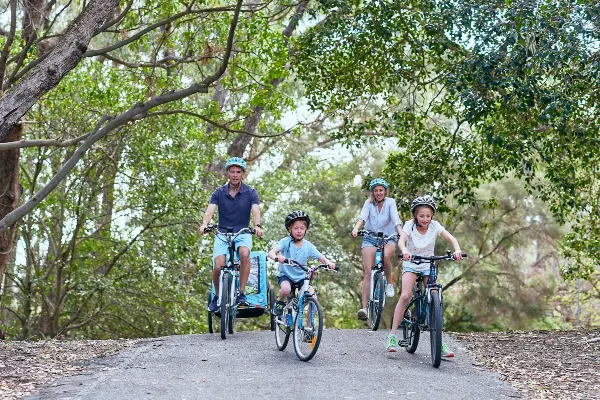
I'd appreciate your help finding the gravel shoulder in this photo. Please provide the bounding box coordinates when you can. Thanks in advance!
[0,329,598,399]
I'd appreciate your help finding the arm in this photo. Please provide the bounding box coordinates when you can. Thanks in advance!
[398,231,411,260]
[251,203,263,238]
[318,254,336,270]
[389,199,403,236]
[199,203,217,234]
[352,219,365,237]
[267,245,285,263]
[440,230,463,260]
[352,201,369,237]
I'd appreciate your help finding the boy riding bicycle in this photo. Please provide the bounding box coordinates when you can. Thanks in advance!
[199,157,263,312]
[267,211,336,316]
[386,196,463,357]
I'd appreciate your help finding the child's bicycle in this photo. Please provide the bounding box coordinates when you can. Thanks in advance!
[205,225,274,339]
[356,230,398,331]
[273,258,338,361]
[399,251,467,368]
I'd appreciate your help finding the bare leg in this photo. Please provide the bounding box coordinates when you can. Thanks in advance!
[383,242,396,283]
[213,254,226,295]
[361,247,376,309]
[238,246,250,292]
[390,272,417,335]
[278,281,291,301]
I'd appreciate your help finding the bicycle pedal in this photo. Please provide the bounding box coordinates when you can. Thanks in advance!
[399,340,408,347]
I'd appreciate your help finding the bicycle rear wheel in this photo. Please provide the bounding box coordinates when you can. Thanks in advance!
[275,310,291,351]
[220,272,230,340]
[293,296,323,361]
[368,271,385,331]
[207,293,215,334]
[402,298,420,353]
[429,290,443,368]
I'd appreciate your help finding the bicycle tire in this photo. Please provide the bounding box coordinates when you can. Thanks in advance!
[275,309,291,351]
[293,296,323,362]
[403,299,420,353]
[220,272,229,340]
[429,290,443,368]
[228,276,236,335]
[207,293,215,334]
[368,271,385,331]
[269,287,275,331]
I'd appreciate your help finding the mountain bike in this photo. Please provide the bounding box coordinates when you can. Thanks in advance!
[205,225,255,339]
[273,259,338,362]
[356,230,398,330]
[399,251,467,368]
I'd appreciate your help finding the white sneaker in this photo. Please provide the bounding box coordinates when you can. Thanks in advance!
[357,308,367,320]
[385,284,395,297]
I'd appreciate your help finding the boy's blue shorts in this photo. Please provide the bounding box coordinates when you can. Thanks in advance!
[212,233,252,262]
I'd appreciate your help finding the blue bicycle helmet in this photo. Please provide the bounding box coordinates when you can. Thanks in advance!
[225,157,247,172]
[369,178,388,191]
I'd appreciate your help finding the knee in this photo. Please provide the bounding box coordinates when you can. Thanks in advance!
[279,286,291,297]
[238,247,250,259]
[399,291,411,304]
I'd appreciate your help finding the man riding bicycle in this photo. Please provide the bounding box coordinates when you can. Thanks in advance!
[199,157,264,312]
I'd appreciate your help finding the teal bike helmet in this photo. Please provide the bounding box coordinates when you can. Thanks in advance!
[225,157,247,172]
[369,178,388,191]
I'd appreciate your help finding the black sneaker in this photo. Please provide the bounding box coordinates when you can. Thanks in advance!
[273,300,285,316]
[208,296,219,312]
[236,292,248,305]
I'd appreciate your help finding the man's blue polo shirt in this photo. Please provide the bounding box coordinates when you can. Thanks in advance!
[209,183,259,231]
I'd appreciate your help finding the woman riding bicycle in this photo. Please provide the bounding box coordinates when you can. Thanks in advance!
[386,195,463,357]
[352,178,403,321]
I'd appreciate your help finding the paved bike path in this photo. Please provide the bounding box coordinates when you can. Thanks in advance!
[28,330,519,399]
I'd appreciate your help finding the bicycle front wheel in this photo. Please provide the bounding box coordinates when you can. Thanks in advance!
[220,272,230,340]
[368,271,385,331]
[207,293,215,334]
[402,298,420,353]
[429,290,443,368]
[228,278,236,335]
[293,296,323,362]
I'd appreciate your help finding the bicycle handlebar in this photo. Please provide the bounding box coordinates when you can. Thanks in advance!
[204,225,255,236]
[281,258,339,272]
[401,252,468,264]
[356,230,398,241]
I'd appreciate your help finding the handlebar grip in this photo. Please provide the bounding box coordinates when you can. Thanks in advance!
[461,252,468,257]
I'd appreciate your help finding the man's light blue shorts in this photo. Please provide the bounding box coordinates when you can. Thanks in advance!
[212,233,252,262]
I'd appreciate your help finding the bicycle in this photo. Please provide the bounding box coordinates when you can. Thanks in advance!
[356,230,398,331]
[273,259,338,361]
[205,225,257,340]
[399,251,467,368]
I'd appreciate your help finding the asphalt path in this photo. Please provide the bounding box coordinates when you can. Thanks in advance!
[29,329,519,399]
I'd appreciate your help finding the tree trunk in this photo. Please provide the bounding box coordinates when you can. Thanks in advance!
[0,123,22,294]
[0,0,120,141]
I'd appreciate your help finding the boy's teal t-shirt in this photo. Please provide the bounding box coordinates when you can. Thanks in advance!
[277,236,321,282]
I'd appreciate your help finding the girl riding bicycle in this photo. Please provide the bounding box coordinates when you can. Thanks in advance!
[352,178,403,320]
[268,210,336,316]
[386,195,463,357]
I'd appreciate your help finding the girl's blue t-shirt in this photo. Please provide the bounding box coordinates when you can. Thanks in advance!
[277,236,322,282]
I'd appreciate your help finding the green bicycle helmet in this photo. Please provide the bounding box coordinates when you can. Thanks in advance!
[369,178,388,191]
[225,157,247,172]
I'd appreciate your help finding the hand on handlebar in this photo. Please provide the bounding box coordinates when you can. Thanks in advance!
[351,229,358,238]
[452,251,463,261]
[254,226,263,238]
[402,251,412,261]
[199,224,213,235]
[276,254,286,263]
[326,261,336,270]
